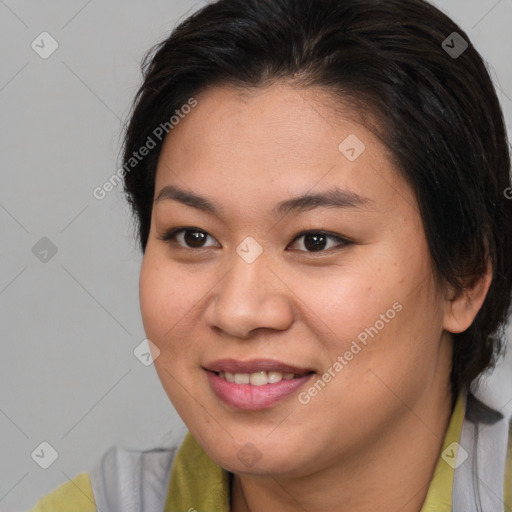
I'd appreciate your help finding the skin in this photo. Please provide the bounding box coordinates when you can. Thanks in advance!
[139,82,491,512]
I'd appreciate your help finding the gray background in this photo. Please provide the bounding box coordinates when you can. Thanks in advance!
[0,1,511,511]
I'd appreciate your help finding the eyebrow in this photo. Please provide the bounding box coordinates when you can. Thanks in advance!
[154,184,370,218]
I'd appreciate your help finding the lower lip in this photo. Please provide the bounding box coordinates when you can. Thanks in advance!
[205,371,314,410]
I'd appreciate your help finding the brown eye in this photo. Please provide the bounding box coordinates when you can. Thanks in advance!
[288,231,350,253]
[183,230,208,248]
[158,228,220,249]
[303,232,328,251]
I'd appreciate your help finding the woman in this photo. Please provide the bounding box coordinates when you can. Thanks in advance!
[31,0,512,510]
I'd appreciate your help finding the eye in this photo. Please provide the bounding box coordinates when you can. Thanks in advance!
[287,230,351,253]
[158,227,220,249]
[158,227,351,253]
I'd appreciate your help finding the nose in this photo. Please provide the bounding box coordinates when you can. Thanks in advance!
[203,250,295,339]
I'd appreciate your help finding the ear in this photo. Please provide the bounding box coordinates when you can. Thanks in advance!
[443,258,493,334]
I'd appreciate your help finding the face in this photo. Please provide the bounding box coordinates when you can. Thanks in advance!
[139,82,452,477]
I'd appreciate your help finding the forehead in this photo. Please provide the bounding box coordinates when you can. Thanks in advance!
[154,82,412,213]
[158,82,373,162]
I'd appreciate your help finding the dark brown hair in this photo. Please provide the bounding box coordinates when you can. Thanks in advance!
[121,0,512,394]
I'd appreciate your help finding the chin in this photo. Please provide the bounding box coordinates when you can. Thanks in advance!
[219,455,303,477]
[203,437,308,476]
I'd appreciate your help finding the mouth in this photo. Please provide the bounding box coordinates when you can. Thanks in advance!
[204,358,315,385]
[203,359,316,410]
[211,369,314,385]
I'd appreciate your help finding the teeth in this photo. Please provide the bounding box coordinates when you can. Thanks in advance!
[250,371,269,386]
[217,370,303,384]
[234,373,250,384]
[267,371,283,383]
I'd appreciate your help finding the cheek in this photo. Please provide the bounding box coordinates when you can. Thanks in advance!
[139,253,205,408]
[139,252,195,345]
[287,255,404,348]
[299,241,441,373]
[139,256,168,336]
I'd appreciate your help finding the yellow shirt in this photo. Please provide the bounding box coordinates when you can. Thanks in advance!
[30,394,512,511]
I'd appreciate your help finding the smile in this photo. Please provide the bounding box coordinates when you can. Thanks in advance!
[215,370,306,385]
[205,369,315,410]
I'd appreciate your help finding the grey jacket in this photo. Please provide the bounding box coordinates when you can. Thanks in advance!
[89,376,512,512]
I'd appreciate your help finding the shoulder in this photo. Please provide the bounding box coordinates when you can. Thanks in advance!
[29,431,187,512]
[88,431,186,511]
[468,366,512,511]
[29,473,95,512]
[506,418,512,511]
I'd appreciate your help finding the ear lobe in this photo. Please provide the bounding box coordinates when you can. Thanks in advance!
[443,258,493,334]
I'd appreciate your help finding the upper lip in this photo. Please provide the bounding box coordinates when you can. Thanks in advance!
[204,358,315,375]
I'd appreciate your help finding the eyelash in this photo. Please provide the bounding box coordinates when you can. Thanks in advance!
[157,227,352,254]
